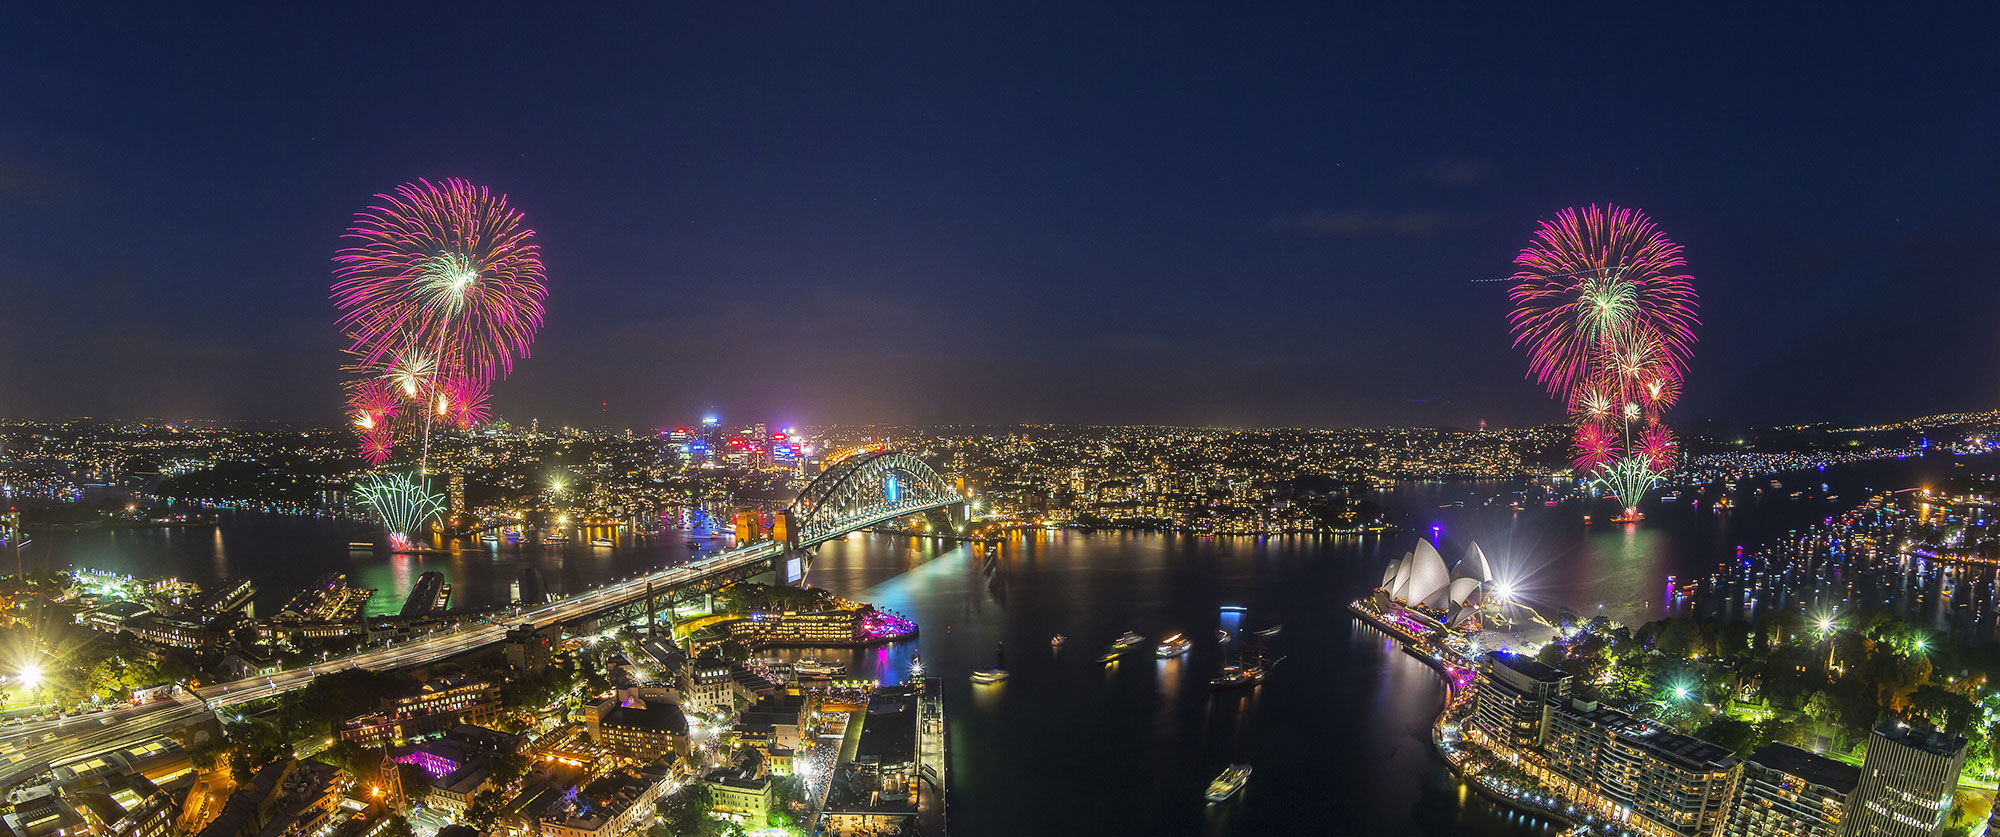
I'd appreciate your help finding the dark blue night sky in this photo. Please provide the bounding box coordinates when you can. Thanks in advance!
[3,4,1997,428]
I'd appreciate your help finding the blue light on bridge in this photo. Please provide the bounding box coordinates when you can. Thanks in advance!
[886,473,900,504]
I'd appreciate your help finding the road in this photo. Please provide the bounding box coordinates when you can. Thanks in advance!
[0,539,783,790]
[0,495,956,791]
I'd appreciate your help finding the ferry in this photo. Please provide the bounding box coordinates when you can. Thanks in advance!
[792,658,846,678]
[970,668,1009,684]
[542,533,567,544]
[1155,633,1193,659]
[590,537,614,547]
[1205,764,1252,802]
[1050,634,1066,649]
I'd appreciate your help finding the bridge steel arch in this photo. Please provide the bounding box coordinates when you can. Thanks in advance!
[787,449,960,548]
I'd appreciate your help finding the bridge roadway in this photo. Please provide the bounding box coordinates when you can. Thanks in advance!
[0,495,958,791]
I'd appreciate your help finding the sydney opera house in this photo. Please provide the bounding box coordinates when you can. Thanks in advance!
[1374,538,1495,630]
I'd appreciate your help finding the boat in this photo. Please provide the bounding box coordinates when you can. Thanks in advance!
[1218,605,1247,613]
[590,537,614,547]
[792,658,846,677]
[1251,625,1281,637]
[970,668,1009,684]
[686,539,702,549]
[1215,629,1230,643]
[1211,663,1267,689]
[1113,631,1145,648]
[1050,634,1066,649]
[1205,764,1252,802]
[347,542,374,550]
[1156,633,1192,659]
[480,533,500,542]
[1097,650,1121,664]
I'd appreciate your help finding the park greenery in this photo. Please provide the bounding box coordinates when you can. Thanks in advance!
[1533,606,2000,778]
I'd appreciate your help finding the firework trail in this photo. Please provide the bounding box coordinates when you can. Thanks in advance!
[1509,205,1698,515]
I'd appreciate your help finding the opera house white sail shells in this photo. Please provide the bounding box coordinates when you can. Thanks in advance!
[1379,538,1488,620]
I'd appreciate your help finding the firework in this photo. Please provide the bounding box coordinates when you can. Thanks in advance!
[1509,205,1697,516]
[359,428,394,466]
[1638,425,1678,470]
[440,376,491,430]
[332,178,546,386]
[1508,205,1698,398]
[353,472,447,550]
[1572,422,1616,474]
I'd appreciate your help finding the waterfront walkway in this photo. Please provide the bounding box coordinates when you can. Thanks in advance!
[1348,600,1633,837]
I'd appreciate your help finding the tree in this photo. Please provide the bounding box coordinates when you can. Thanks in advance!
[1693,716,1757,756]
[465,789,506,829]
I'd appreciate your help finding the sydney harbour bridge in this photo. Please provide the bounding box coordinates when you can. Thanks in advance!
[0,448,970,789]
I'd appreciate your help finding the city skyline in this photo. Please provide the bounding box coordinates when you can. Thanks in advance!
[4,6,1998,428]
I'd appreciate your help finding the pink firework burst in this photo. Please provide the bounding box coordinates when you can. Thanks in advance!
[332,178,547,386]
[1572,422,1616,474]
[1639,425,1679,472]
[359,428,394,466]
[346,379,402,429]
[440,376,491,430]
[1508,205,1699,399]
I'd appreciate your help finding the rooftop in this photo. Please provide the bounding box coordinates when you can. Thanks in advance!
[1744,743,1861,794]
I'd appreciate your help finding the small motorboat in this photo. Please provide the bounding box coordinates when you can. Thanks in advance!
[970,668,1009,684]
[1050,634,1066,649]
[1206,764,1252,802]
[1215,629,1230,643]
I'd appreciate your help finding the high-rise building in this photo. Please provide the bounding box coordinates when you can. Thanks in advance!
[1842,723,1965,837]
[1543,697,1740,837]
[1725,742,1860,837]
[1471,651,1572,751]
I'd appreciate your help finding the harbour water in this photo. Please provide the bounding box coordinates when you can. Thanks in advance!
[13,452,1991,835]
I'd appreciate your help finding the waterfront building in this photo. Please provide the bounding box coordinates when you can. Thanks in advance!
[721,610,862,646]
[1542,697,1740,837]
[1725,742,1859,837]
[1842,722,1966,837]
[1472,651,1571,751]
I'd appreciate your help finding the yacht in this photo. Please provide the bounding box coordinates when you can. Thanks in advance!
[590,537,614,547]
[1205,765,1252,802]
[542,532,567,543]
[1113,631,1145,648]
[1155,633,1192,659]
[970,668,1009,684]
[792,658,846,678]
